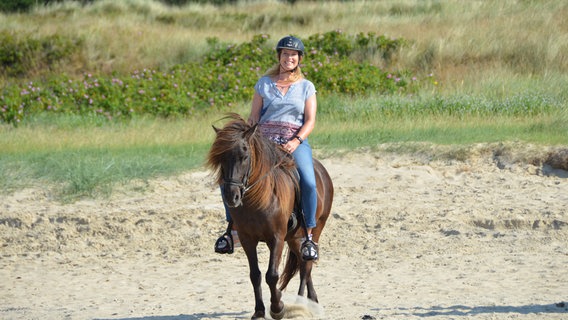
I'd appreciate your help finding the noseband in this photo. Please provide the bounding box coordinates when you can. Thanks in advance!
[222,156,252,197]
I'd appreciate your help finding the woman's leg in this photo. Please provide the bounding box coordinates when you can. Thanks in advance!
[292,140,319,260]
[292,140,317,228]
[215,186,237,254]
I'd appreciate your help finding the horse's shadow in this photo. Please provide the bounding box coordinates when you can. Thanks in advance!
[380,302,567,317]
[94,311,249,320]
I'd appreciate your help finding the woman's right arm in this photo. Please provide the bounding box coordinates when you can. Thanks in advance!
[248,92,263,125]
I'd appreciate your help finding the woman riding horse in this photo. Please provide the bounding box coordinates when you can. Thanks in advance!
[215,35,319,261]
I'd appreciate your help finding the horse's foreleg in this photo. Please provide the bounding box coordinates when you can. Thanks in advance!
[242,242,265,319]
[266,238,285,319]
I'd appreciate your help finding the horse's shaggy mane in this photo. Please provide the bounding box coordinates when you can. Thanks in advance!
[207,113,298,211]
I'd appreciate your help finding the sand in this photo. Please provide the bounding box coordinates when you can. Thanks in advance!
[1,146,567,320]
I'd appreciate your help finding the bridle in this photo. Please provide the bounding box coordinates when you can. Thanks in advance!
[222,155,252,197]
[221,145,290,206]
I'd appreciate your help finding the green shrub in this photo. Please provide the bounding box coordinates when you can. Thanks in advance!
[1,31,425,125]
[0,0,93,13]
[0,0,36,13]
[0,31,83,78]
[159,0,238,5]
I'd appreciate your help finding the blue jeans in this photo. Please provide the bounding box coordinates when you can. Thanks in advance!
[223,139,318,228]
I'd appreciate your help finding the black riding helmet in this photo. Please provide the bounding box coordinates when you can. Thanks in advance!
[276,36,305,56]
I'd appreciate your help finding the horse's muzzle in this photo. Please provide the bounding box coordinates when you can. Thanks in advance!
[223,184,244,208]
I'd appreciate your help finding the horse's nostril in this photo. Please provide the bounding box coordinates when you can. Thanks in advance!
[223,186,243,208]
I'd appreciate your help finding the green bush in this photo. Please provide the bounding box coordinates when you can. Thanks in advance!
[1,31,425,125]
[0,0,36,13]
[0,0,262,13]
[159,0,238,5]
[0,31,83,78]
[0,0,93,13]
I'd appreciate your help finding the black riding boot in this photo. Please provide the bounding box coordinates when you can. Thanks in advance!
[214,221,235,254]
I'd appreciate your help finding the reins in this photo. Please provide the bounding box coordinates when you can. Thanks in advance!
[223,147,292,198]
[243,160,280,193]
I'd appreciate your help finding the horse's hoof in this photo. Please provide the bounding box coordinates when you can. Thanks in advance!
[269,305,286,320]
[251,310,265,320]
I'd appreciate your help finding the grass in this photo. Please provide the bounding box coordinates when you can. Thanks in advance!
[0,113,218,154]
[0,144,207,200]
[1,94,565,200]
[316,115,566,148]
[1,0,567,200]
[0,111,224,199]
[315,94,568,150]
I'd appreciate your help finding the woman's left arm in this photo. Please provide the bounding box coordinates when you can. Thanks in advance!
[297,94,317,141]
[285,94,317,153]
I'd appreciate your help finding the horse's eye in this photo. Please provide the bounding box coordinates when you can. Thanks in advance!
[240,146,250,160]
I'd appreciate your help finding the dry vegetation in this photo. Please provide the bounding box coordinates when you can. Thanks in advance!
[2,0,567,94]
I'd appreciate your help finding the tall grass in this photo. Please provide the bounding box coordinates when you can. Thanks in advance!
[2,0,567,93]
[316,92,567,148]
[1,92,565,199]
[0,110,230,199]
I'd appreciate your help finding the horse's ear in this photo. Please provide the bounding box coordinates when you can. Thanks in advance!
[243,123,258,140]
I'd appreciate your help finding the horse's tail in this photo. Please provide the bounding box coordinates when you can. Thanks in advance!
[279,247,300,291]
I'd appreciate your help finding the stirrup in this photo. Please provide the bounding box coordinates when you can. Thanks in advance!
[301,239,318,261]
[214,232,234,254]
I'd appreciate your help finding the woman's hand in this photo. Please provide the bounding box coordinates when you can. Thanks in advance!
[282,137,301,154]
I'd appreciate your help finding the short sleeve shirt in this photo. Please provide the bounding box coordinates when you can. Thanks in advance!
[254,76,316,144]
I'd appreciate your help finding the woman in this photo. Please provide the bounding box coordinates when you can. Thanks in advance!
[214,35,319,261]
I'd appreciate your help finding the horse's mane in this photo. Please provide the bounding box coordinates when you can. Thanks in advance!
[207,113,297,211]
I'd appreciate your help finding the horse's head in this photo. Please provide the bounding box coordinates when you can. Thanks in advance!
[208,114,258,208]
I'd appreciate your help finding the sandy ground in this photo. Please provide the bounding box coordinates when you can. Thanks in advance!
[1,146,567,320]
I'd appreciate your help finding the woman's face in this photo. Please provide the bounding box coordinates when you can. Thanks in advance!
[279,49,301,72]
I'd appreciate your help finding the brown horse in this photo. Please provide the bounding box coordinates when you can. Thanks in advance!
[207,113,334,319]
